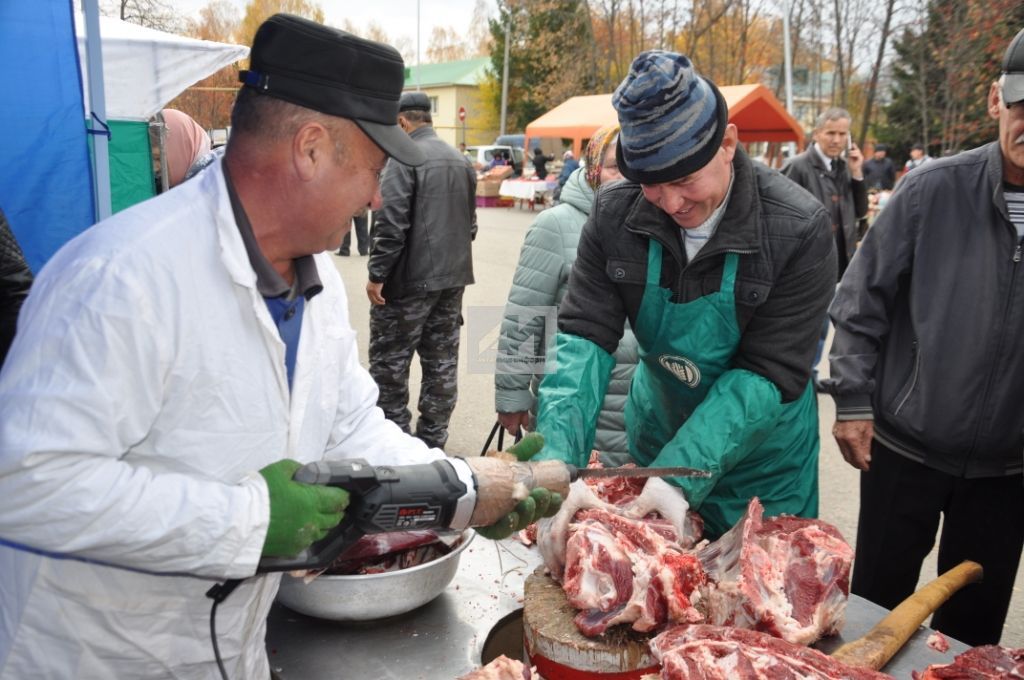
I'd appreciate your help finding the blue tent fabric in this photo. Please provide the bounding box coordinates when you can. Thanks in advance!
[0,0,95,273]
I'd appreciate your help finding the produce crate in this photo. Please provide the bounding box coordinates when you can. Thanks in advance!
[475,196,515,208]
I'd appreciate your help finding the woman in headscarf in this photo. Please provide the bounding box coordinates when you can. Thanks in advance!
[494,125,638,466]
[159,109,211,188]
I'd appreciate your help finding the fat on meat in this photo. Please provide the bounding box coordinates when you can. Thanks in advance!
[563,508,706,636]
[697,497,854,646]
[536,455,702,580]
[649,624,893,680]
[911,645,1024,679]
[457,655,535,679]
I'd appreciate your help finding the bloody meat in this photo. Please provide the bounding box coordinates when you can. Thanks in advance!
[649,624,893,680]
[912,645,1024,679]
[698,498,854,646]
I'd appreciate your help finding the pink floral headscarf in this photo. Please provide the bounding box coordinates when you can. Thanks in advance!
[584,124,621,190]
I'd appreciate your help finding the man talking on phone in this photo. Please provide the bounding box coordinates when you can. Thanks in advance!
[781,108,867,387]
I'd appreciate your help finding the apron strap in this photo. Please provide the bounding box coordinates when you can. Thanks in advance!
[719,252,739,295]
[646,239,663,286]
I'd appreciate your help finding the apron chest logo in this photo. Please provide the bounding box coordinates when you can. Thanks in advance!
[658,355,701,387]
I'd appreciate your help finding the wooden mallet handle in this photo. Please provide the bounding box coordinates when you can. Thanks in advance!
[831,560,983,671]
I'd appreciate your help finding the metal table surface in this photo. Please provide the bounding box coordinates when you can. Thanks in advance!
[264,538,968,679]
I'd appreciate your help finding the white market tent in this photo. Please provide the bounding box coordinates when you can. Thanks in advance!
[75,15,248,213]
[76,15,249,122]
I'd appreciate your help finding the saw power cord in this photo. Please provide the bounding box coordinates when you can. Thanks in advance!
[206,578,243,680]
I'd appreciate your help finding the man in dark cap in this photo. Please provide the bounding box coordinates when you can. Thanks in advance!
[531,50,835,544]
[824,25,1024,646]
[366,90,477,450]
[0,14,550,677]
[863,143,896,191]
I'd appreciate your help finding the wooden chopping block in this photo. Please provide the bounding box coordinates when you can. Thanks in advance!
[831,560,983,670]
[523,567,660,679]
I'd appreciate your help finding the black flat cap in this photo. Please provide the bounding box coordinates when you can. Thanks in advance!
[239,14,424,166]
[399,91,431,112]
[1002,27,1024,105]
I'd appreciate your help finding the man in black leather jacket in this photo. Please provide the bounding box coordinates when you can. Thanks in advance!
[0,207,33,367]
[824,27,1024,646]
[366,92,477,449]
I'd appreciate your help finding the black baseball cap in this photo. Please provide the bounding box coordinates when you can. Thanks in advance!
[239,14,424,166]
[399,92,431,112]
[1001,27,1024,106]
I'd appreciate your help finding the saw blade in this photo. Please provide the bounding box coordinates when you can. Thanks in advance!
[573,465,712,479]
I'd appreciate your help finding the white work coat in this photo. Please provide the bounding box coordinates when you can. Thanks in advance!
[0,160,443,679]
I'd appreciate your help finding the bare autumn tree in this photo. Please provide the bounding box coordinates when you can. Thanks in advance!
[166,0,243,131]
[426,26,469,63]
[468,0,495,56]
[103,0,184,32]
[237,0,324,55]
[855,0,898,147]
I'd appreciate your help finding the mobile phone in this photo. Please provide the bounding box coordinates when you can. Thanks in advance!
[843,135,852,158]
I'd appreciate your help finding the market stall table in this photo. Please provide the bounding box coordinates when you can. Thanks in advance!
[499,179,558,211]
[264,538,969,679]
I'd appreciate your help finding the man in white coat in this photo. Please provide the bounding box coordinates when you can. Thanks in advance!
[0,14,553,679]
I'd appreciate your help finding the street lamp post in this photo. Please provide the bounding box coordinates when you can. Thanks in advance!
[499,17,510,136]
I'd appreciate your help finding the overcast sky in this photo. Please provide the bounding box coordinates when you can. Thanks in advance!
[172,0,494,52]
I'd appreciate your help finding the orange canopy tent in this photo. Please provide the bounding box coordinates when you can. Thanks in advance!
[524,84,804,159]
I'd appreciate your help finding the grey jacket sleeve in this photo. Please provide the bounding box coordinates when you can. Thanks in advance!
[495,210,568,413]
[826,180,918,419]
[368,160,415,284]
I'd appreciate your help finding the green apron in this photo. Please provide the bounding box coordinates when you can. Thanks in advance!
[625,240,819,538]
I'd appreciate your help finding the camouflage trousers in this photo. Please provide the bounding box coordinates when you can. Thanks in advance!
[369,287,463,449]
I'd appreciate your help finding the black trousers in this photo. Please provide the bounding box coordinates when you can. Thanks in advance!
[339,212,369,255]
[851,439,1024,646]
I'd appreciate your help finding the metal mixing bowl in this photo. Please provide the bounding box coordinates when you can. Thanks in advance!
[275,530,474,621]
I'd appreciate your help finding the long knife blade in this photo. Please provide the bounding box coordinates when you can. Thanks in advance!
[567,464,712,480]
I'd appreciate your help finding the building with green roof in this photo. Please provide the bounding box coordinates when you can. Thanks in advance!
[403,57,493,147]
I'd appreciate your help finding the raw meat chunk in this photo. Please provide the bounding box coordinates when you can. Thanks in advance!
[562,508,705,636]
[458,655,534,679]
[649,624,893,680]
[926,632,949,653]
[698,498,854,645]
[912,645,1024,679]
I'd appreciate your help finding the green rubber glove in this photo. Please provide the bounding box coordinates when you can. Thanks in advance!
[505,432,546,461]
[259,459,350,558]
[476,433,564,540]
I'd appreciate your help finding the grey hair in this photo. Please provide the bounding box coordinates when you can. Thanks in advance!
[814,107,852,131]
[230,88,351,144]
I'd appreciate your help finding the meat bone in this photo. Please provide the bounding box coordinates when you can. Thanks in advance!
[830,560,983,671]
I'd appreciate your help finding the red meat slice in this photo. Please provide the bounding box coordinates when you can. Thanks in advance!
[698,498,854,646]
[912,645,1024,679]
[563,508,706,637]
[649,624,893,680]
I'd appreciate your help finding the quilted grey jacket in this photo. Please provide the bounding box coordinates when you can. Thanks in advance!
[495,168,638,465]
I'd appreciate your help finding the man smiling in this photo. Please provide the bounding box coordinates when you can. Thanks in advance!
[531,51,835,538]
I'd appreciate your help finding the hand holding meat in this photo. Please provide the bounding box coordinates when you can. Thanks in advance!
[536,480,615,578]
[622,477,691,541]
[832,419,874,471]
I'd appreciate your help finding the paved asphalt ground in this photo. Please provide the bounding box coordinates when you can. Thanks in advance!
[332,204,1022,648]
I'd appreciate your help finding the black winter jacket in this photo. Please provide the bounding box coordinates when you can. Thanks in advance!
[782,147,868,277]
[558,148,836,403]
[369,126,477,299]
[827,142,1024,478]
[0,208,33,366]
